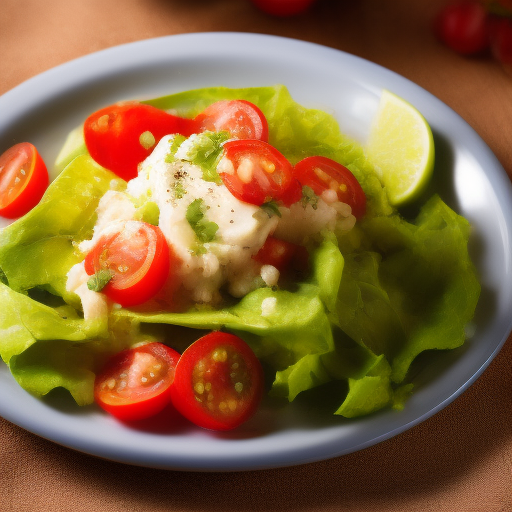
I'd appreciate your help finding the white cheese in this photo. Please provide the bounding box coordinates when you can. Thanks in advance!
[78,190,135,253]
[66,262,108,320]
[127,135,279,303]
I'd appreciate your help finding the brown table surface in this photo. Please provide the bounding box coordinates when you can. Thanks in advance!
[1,1,511,511]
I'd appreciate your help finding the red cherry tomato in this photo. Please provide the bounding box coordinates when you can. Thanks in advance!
[254,236,309,274]
[195,100,269,142]
[293,156,366,218]
[83,102,197,181]
[489,16,512,67]
[218,139,301,207]
[433,1,490,55]
[250,0,316,17]
[0,142,49,219]
[84,221,173,307]
[170,331,264,431]
[94,342,180,422]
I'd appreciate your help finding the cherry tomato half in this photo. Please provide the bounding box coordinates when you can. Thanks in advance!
[293,156,366,218]
[254,236,309,274]
[84,221,173,307]
[0,142,49,219]
[218,139,301,207]
[250,0,317,17]
[194,100,269,142]
[84,102,198,181]
[433,1,490,55]
[170,331,264,431]
[94,342,180,422]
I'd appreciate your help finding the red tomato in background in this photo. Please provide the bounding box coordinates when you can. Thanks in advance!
[171,331,264,431]
[489,16,512,66]
[84,221,173,307]
[250,0,317,17]
[84,102,197,181]
[94,342,180,422]
[195,100,269,141]
[0,142,48,218]
[218,139,301,207]
[293,156,366,218]
[433,1,490,55]
[254,236,309,274]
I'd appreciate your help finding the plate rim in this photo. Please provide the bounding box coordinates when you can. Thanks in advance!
[1,31,512,471]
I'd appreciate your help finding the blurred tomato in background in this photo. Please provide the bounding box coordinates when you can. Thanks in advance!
[433,1,490,55]
[434,0,512,73]
[250,0,317,17]
[489,16,512,66]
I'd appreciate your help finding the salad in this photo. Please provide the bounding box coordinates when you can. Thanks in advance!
[0,85,480,431]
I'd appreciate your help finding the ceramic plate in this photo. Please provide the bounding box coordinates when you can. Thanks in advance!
[1,33,511,471]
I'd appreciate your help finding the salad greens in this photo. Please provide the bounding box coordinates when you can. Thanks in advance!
[0,85,480,418]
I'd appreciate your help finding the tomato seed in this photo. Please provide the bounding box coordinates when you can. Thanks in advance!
[261,159,276,174]
[212,349,227,362]
[237,158,254,184]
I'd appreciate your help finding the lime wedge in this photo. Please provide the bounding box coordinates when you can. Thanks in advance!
[366,90,435,206]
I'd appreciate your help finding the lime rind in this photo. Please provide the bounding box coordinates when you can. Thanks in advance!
[366,90,435,206]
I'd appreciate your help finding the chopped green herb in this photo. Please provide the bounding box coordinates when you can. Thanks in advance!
[134,201,160,226]
[189,244,207,256]
[180,131,229,184]
[186,198,219,244]
[87,270,113,292]
[139,131,156,150]
[174,181,186,199]
[301,186,319,210]
[261,200,282,218]
[165,134,187,163]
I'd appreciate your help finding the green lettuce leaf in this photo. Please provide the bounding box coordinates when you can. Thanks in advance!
[0,283,107,364]
[9,341,97,406]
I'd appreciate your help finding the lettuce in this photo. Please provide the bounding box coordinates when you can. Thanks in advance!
[0,86,480,418]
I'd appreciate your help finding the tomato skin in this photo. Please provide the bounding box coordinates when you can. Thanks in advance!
[254,236,309,274]
[195,100,269,141]
[433,1,491,55]
[84,102,198,181]
[219,139,300,207]
[94,342,180,422]
[293,156,366,218]
[0,142,49,218]
[250,0,316,17]
[84,221,173,307]
[170,332,264,431]
[489,16,512,67]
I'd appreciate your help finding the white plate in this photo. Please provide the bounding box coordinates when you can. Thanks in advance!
[1,33,511,471]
